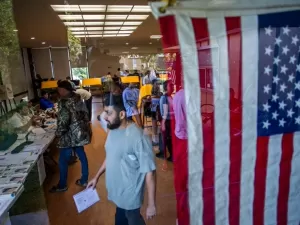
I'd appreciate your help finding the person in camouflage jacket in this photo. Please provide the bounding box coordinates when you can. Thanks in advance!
[50,80,92,193]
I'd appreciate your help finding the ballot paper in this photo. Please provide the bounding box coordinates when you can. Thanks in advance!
[73,188,100,213]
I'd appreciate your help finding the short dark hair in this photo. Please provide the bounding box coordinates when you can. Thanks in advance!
[163,80,171,92]
[57,80,73,92]
[41,91,48,97]
[66,76,71,80]
[117,68,120,71]
[104,94,125,113]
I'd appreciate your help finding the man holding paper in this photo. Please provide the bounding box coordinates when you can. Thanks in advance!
[87,95,156,225]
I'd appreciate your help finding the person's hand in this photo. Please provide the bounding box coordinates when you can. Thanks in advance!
[146,204,156,219]
[86,177,98,189]
[161,120,166,132]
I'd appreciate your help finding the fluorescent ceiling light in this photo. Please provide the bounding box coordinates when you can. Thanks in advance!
[106,15,128,20]
[106,5,132,12]
[75,34,102,38]
[127,15,149,20]
[150,35,162,39]
[64,21,105,26]
[105,21,124,25]
[123,21,142,25]
[72,31,88,34]
[82,15,105,20]
[104,27,121,30]
[88,31,103,34]
[52,5,80,12]
[122,52,129,53]
[117,34,130,37]
[79,5,106,12]
[119,30,133,34]
[104,31,118,34]
[131,5,151,12]
[88,35,102,37]
[131,47,138,49]
[69,27,103,31]
[120,26,137,30]
[59,14,83,20]
[103,34,116,37]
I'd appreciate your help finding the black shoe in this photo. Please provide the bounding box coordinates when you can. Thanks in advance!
[167,156,173,162]
[49,185,68,193]
[75,179,87,188]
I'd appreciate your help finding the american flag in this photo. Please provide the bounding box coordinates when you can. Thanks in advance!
[154,5,300,225]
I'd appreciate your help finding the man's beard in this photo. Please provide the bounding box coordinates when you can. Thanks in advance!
[107,116,122,130]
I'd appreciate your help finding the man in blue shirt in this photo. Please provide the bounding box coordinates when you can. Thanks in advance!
[40,91,54,110]
[122,83,142,127]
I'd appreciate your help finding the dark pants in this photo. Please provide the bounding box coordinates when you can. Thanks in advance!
[162,119,172,158]
[85,97,93,121]
[115,207,145,225]
[58,146,89,188]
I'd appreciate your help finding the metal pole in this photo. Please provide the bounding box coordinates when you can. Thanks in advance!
[85,46,90,78]
[67,47,73,79]
[49,47,55,79]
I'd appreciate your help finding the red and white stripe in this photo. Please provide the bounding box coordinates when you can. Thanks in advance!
[157,8,300,225]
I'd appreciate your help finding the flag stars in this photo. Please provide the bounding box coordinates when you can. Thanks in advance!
[295,116,300,125]
[265,26,273,36]
[289,55,297,64]
[273,56,281,66]
[287,91,294,101]
[288,74,295,83]
[273,75,280,84]
[287,108,295,118]
[279,101,287,110]
[295,81,300,91]
[296,64,300,73]
[279,118,286,127]
[282,45,290,55]
[295,99,300,108]
[275,37,282,46]
[264,65,272,75]
[272,111,279,120]
[263,102,271,112]
[265,45,273,56]
[283,26,291,36]
[263,120,270,129]
[272,93,279,102]
[280,83,287,92]
[280,64,288,74]
[263,84,271,94]
[292,35,299,45]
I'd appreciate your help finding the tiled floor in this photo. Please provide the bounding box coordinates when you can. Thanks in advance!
[43,99,177,225]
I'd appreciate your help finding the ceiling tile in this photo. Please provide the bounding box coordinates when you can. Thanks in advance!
[106,5,132,12]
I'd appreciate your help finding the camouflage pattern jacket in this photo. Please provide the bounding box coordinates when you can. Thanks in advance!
[56,93,92,148]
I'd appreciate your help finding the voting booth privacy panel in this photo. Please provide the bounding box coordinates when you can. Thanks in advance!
[151,1,300,225]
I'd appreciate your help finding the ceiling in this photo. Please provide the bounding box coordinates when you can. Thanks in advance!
[12,0,162,53]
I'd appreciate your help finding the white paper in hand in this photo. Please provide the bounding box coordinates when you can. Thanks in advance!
[73,188,100,213]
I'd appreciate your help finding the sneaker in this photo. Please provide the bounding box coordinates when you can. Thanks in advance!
[49,185,68,193]
[75,179,87,188]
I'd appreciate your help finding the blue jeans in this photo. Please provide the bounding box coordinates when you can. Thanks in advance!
[58,146,89,188]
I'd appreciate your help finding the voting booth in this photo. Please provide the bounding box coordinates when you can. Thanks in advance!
[151,0,300,224]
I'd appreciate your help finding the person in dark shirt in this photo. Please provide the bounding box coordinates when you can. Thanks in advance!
[40,91,54,110]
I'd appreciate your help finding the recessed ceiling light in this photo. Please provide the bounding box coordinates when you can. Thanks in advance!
[149,42,152,44]
[42,42,46,44]
[106,15,128,20]
[104,27,121,30]
[117,34,130,37]
[131,5,151,12]
[150,35,162,39]
[31,37,35,40]
[64,21,84,26]
[58,14,83,20]
[123,21,142,25]
[75,34,102,38]
[85,27,103,30]
[131,47,138,49]
[103,34,116,37]
[69,27,103,31]
[79,5,106,12]
[120,26,137,30]
[106,5,133,12]
[88,31,103,35]
[52,5,80,12]
[126,43,129,45]
[72,31,88,35]
[127,15,149,20]
[13,29,18,32]
[64,21,105,26]
[104,31,118,34]
[119,30,133,34]
[105,21,124,26]
[82,15,105,20]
